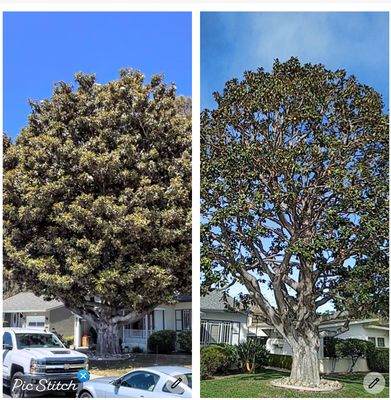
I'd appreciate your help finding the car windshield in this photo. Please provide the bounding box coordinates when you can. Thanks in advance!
[15,333,64,349]
[173,373,192,388]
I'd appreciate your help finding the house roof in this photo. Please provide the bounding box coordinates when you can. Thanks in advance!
[319,318,383,329]
[3,292,64,313]
[176,294,192,302]
[252,318,389,333]
[201,290,246,314]
[366,325,389,331]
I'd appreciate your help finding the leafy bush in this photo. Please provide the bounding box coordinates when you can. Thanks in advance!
[335,338,372,373]
[201,345,232,379]
[236,341,269,373]
[367,347,389,373]
[214,343,238,368]
[267,354,293,370]
[63,335,74,347]
[132,346,144,353]
[177,330,192,353]
[148,330,176,354]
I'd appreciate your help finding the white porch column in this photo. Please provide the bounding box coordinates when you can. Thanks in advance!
[144,315,149,337]
[74,316,82,348]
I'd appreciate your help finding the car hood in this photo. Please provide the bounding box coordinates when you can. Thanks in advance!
[21,348,87,359]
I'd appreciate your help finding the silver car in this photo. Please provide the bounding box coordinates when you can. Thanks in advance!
[77,366,192,398]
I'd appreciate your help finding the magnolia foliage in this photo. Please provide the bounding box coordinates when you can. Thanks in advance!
[4,70,192,354]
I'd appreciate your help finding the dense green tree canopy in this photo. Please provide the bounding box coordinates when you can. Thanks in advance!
[201,57,388,386]
[4,69,191,353]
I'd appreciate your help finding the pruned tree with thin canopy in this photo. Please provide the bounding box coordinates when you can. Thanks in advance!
[201,58,388,387]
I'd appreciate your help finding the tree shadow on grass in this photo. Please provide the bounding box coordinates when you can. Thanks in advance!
[235,369,290,382]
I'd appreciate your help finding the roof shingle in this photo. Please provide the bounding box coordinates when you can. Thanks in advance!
[3,292,64,313]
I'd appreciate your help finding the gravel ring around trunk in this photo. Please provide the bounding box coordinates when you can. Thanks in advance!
[271,378,343,392]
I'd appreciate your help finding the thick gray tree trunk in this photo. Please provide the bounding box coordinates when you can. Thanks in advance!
[95,322,122,355]
[287,333,320,387]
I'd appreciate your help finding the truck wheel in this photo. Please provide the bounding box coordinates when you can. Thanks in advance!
[79,391,93,398]
[10,372,26,398]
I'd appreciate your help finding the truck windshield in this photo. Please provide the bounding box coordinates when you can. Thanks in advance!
[15,333,64,349]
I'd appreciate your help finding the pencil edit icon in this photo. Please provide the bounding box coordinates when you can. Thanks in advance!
[363,372,386,394]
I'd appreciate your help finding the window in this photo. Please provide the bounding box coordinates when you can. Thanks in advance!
[15,333,64,349]
[175,310,192,331]
[28,321,45,327]
[368,337,376,346]
[3,332,13,350]
[175,310,182,331]
[182,310,191,330]
[377,337,385,348]
[121,371,159,391]
[200,320,240,345]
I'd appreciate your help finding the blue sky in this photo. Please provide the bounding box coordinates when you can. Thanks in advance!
[202,12,389,112]
[201,12,389,309]
[4,12,192,139]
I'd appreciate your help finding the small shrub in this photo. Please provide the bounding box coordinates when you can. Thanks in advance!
[132,346,144,353]
[177,330,192,353]
[367,347,389,373]
[236,341,269,373]
[267,354,293,370]
[335,338,372,373]
[214,343,238,369]
[148,330,176,354]
[201,345,231,379]
[63,335,74,347]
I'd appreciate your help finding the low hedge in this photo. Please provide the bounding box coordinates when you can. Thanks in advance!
[148,330,176,354]
[177,330,192,353]
[367,347,389,373]
[267,354,293,370]
[201,344,235,379]
[214,343,238,367]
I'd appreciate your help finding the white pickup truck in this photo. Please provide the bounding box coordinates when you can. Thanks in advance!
[3,327,89,398]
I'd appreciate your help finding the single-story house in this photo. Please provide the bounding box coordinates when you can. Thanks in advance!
[3,292,192,352]
[249,314,389,373]
[199,293,389,373]
[200,290,248,346]
[75,294,192,351]
[3,292,74,337]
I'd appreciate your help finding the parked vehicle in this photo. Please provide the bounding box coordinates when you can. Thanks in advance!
[3,327,89,398]
[77,366,192,398]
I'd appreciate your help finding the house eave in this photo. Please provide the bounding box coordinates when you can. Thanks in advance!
[365,325,389,331]
[3,304,64,313]
[201,308,247,315]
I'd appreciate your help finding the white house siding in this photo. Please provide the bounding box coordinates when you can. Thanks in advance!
[266,337,292,356]
[163,301,192,332]
[121,301,192,352]
[319,358,369,374]
[201,311,248,345]
[325,324,389,349]
[265,321,389,374]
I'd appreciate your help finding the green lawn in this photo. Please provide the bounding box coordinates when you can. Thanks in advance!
[88,353,192,377]
[201,369,389,398]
